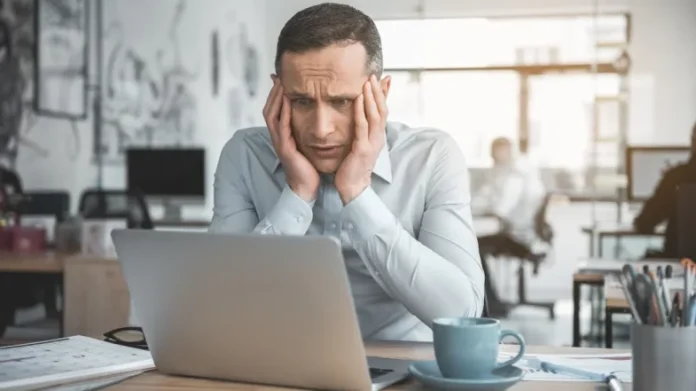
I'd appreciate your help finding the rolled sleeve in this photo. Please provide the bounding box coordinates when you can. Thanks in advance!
[256,185,315,235]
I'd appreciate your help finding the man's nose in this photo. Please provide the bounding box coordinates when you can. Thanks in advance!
[311,106,334,139]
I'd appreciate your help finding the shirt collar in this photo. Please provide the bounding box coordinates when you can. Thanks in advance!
[270,129,393,184]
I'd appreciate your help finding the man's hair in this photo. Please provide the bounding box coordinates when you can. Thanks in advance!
[274,3,383,77]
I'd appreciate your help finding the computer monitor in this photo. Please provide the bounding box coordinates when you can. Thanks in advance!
[126,148,205,221]
[626,146,691,202]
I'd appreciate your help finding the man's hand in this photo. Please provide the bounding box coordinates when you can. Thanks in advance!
[263,78,320,202]
[335,75,389,204]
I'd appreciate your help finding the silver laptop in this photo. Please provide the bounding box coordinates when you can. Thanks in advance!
[111,229,411,390]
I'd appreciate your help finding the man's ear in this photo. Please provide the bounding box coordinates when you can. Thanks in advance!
[379,75,392,99]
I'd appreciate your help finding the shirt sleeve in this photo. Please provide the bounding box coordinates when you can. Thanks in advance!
[340,137,485,325]
[209,132,314,236]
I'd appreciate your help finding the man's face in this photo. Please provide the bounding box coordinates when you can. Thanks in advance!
[492,144,512,166]
[278,43,390,174]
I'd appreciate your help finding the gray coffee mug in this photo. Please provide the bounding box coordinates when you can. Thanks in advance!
[433,317,526,379]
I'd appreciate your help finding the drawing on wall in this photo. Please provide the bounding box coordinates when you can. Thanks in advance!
[0,0,80,167]
[239,24,259,99]
[34,0,89,119]
[223,15,262,131]
[211,30,219,97]
[99,0,199,163]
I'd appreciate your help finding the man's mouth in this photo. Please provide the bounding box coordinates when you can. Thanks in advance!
[310,145,342,158]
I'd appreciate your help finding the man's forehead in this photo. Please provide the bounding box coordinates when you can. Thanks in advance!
[280,43,368,94]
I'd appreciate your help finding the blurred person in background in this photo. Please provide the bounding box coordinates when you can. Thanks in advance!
[634,121,696,258]
[472,137,546,314]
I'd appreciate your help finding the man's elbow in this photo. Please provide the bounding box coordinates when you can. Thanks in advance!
[424,281,485,326]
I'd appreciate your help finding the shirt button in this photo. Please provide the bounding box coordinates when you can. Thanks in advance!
[329,223,337,230]
[297,216,304,223]
[346,223,354,230]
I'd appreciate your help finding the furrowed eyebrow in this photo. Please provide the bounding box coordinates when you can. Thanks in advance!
[284,92,358,100]
[285,92,312,99]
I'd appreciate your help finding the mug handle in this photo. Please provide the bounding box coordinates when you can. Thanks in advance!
[495,330,526,369]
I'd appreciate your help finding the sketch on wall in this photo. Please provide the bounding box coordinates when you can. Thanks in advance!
[211,30,219,97]
[99,0,199,163]
[34,0,89,119]
[0,0,80,167]
[224,12,262,132]
[239,25,259,99]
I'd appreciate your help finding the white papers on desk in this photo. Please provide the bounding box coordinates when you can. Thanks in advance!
[0,336,154,390]
[499,352,632,382]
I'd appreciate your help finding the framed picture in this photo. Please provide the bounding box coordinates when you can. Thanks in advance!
[33,0,90,119]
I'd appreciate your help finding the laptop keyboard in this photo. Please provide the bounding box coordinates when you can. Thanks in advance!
[369,367,394,379]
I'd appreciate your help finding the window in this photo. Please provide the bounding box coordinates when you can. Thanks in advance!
[377,14,630,195]
[387,71,518,168]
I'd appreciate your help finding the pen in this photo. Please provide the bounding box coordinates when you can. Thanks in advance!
[665,264,673,279]
[681,259,691,326]
[670,293,681,327]
[656,266,671,318]
[688,294,696,327]
[648,272,667,326]
[618,273,643,324]
[606,374,624,391]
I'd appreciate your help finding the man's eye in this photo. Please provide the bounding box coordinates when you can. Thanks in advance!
[333,99,350,107]
[293,98,310,106]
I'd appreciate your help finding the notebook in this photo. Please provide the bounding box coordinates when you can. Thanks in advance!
[0,336,154,390]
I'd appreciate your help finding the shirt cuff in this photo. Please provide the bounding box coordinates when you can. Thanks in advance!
[341,186,396,242]
[262,185,315,235]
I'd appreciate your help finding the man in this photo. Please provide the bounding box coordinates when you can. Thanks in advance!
[472,137,546,314]
[634,122,696,257]
[210,3,484,341]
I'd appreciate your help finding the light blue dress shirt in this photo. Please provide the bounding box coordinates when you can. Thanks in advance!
[209,121,484,341]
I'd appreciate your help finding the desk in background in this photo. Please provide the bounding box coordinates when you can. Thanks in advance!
[581,222,664,258]
[0,252,130,343]
[572,258,680,348]
[111,342,631,390]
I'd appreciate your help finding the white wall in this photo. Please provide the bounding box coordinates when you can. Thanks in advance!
[13,0,272,218]
[267,0,696,145]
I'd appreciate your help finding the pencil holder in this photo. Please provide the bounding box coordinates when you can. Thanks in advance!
[632,323,696,391]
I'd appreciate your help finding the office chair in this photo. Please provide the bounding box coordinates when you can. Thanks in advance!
[487,193,556,319]
[508,193,556,319]
[78,189,153,229]
[17,191,70,223]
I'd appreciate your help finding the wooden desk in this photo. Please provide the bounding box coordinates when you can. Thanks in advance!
[0,252,130,341]
[581,223,663,257]
[603,269,684,348]
[0,251,65,273]
[111,342,631,390]
[572,258,681,347]
[63,256,130,338]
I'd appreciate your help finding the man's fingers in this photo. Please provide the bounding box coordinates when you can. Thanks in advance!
[354,93,369,142]
[371,75,389,118]
[280,95,292,139]
[262,80,279,118]
[364,79,380,126]
[264,81,283,124]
